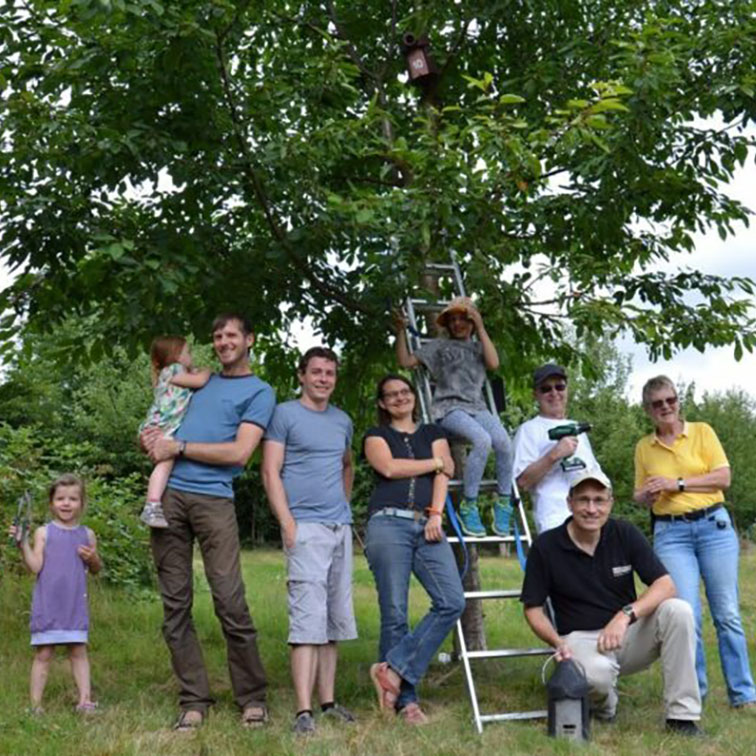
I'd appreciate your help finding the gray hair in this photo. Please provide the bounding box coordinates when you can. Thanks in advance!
[641,375,677,409]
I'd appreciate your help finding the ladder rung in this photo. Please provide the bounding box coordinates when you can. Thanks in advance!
[465,648,552,660]
[447,478,498,491]
[463,589,520,600]
[422,262,457,273]
[480,710,548,723]
[409,298,448,312]
[447,535,518,544]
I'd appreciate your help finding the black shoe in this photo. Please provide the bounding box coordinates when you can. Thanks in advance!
[665,718,703,736]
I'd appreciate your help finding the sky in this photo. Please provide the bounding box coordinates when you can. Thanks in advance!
[621,145,756,403]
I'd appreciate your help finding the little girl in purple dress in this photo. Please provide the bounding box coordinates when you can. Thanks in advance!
[8,474,102,714]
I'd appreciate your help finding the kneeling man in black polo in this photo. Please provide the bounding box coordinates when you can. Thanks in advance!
[520,469,702,735]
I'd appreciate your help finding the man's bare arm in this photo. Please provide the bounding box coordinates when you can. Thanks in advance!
[149,422,265,467]
[261,440,296,548]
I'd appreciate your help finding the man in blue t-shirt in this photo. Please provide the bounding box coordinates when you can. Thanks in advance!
[143,313,275,731]
[262,346,356,736]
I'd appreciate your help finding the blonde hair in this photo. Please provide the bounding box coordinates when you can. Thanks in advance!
[49,473,87,513]
[149,335,186,386]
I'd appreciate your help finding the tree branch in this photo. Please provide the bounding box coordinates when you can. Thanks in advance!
[213,34,373,315]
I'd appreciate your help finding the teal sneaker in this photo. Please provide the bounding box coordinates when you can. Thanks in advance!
[459,501,487,537]
[492,499,513,536]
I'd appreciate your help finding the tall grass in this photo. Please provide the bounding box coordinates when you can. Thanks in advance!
[2,546,756,755]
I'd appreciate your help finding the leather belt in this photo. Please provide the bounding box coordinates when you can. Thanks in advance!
[653,503,723,522]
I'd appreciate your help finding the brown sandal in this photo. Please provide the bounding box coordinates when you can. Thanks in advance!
[370,662,400,712]
[173,710,204,732]
[241,704,268,729]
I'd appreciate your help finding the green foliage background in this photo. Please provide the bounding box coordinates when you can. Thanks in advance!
[3,328,756,591]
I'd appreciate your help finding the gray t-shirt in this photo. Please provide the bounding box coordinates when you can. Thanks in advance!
[264,400,353,524]
[415,338,488,420]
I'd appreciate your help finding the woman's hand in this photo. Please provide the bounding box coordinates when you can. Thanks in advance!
[424,514,444,542]
[644,476,677,495]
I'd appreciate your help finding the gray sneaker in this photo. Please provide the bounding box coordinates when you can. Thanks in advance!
[321,703,356,723]
[140,502,169,529]
[292,711,316,736]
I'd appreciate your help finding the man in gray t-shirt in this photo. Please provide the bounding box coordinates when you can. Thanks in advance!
[262,347,356,735]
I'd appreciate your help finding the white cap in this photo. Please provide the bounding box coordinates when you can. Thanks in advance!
[568,468,612,493]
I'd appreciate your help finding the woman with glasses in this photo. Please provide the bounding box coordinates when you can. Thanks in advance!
[363,374,465,725]
[634,375,756,708]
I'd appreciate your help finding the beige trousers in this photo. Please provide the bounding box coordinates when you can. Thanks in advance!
[565,598,701,720]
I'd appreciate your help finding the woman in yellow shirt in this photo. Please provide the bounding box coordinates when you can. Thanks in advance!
[634,375,755,708]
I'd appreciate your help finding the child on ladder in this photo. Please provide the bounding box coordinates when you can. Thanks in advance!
[394,296,514,537]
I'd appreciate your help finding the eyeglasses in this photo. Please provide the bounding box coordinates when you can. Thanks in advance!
[538,383,567,395]
[571,495,610,507]
[650,396,678,411]
[382,387,413,401]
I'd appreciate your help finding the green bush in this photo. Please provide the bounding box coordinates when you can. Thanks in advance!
[0,423,154,591]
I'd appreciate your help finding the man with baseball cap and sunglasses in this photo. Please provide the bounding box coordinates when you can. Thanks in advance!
[512,364,603,534]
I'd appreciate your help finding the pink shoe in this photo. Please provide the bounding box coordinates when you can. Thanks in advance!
[399,702,429,726]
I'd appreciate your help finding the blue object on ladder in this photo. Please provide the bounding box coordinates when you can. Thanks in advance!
[445,494,469,580]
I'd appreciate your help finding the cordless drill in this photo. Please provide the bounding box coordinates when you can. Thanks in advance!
[548,422,592,472]
[548,422,592,441]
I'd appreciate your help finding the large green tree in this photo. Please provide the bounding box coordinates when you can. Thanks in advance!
[1,0,755,371]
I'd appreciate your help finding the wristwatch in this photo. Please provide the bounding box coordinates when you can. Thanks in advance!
[677,477,685,492]
[177,440,187,457]
[621,604,637,624]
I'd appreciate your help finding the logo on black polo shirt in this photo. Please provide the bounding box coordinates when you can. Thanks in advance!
[612,564,632,577]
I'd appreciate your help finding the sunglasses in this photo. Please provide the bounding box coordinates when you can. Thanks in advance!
[650,396,678,411]
[538,383,567,395]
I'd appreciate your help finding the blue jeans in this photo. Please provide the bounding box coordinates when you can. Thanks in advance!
[365,512,466,708]
[654,507,756,705]
[440,409,513,499]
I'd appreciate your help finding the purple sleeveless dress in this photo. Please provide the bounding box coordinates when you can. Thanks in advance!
[30,522,90,645]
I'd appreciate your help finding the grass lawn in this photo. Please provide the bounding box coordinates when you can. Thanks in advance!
[2,544,756,755]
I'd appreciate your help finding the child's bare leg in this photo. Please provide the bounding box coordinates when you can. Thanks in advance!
[146,459,175,503]
[69,644,92,705]
[30,645,55,707]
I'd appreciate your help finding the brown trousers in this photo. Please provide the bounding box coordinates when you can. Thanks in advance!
[151,487,267,713]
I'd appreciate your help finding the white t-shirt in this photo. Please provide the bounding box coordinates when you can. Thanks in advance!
[513,415,602,534]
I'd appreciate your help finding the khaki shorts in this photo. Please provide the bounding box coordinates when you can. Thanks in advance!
[285,522,357,645]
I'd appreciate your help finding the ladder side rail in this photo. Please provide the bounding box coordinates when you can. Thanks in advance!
[455,619,485,735]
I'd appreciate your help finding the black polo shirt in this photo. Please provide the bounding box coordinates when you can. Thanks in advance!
[520,517,668,635]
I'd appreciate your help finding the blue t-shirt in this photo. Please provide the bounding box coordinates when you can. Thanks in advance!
[264,400,353,524]
[168,373,276,499]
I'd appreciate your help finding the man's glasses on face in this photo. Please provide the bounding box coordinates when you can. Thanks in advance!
[650,396,678,411]
[538,383,567,395]
[572,495,611,507]
[382,387,412,401]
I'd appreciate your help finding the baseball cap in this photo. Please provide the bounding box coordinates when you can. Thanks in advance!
[568,468,613,493]
[533,363,567,388]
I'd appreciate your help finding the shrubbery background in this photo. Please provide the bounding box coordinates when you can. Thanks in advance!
[3,328,756,590]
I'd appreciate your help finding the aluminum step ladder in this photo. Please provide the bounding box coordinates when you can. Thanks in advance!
[401,254,549,734]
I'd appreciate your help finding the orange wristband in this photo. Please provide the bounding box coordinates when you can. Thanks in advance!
[425,507,444,517]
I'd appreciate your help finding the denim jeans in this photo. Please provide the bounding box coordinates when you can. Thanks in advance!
[653,507,756,705]
[365,512,466,708]
[440,409,513,499]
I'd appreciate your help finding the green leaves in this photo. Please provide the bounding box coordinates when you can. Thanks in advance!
[0,0,754,372]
